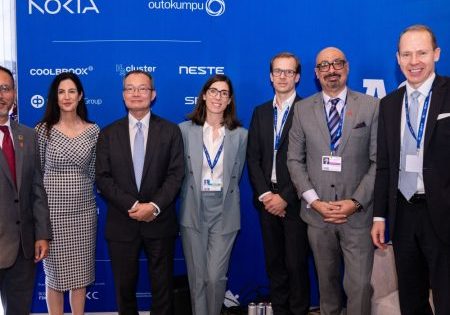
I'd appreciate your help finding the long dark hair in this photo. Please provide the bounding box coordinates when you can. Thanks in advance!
[188,74,241,130]
[38,72,91,136]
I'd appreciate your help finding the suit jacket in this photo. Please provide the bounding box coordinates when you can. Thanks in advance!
[247,96,301,218]
[0,121,51,268]
[287,89,379,228]
[178,121,247,234]
[96,114,185,241]
[373,75,450,244]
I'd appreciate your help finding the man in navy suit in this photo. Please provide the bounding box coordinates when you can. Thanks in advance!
[247,52,310,315]
[372,25,450,315]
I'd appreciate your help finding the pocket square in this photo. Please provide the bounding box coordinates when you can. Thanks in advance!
[353,122,367,129]
[437,113,450,120]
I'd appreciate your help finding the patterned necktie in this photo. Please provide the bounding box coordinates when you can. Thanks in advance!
[399,90,421,200]
[327,98,341,151]
[133,121,145,190]
[0,125,16,185]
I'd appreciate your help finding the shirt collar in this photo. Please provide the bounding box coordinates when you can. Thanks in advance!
[322,87,348,105]
[0,118,11,129]
[406,72,435,98]
[273,91,296,111]
[203,121,225,136]
[128,111,151,129]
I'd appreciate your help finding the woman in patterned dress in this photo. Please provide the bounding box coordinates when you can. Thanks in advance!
[36,72,99,315]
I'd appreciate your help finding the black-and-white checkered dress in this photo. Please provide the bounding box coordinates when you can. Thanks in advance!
[36,123,99,292]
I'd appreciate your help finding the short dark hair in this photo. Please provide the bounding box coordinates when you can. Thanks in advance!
[398,24,438,51]
[270,52,301,75]
[38,72,91,136]
[188,74,242,130]
[0,66,15,88]
[123,70,154,89]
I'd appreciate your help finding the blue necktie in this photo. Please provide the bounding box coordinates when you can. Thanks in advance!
[399,91,421,200]
[133,121,145,190]
[327,98,341,151]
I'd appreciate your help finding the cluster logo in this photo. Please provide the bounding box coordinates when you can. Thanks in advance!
[115,64,157,76]
[147,0,225,17]
[179,65,224,75]
[28,0,100,14]
[31,95,45,109]
[29,66,94,76]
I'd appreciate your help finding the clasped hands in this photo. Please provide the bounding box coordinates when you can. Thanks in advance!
[261,192,288,217]
[311,199,358,224]
[128,202,158,222]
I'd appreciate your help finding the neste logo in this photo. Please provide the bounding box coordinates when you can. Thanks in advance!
[147,0,225,17]
[179,66,224,75]
[29,0,100,15]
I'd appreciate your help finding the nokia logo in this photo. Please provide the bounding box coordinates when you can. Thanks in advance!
[28,0,100,15]
[179,66,224,75]
[29,66,94,76]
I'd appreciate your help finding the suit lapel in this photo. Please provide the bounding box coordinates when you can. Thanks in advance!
[312,94,331,146]
[424,76,446,152]
[0,141,14,188]
[188,123,203,199]
[278,95,300,148]
[338,90,359,154]
[223,128,238,200]
[11,121,22,191]
[117,118,135,186]
[142,115,158,182]
[390,88,405,164]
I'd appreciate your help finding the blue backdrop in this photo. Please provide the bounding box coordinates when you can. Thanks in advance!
[15,0,450,312]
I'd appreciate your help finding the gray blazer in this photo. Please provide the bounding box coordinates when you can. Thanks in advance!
[287,89,379,228]
[0,121,51,268]
[178,121,247,234]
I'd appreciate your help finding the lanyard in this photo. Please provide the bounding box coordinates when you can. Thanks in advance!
[273,106,290,150]
[404,90,431,151]
[324,97,346,153]
[203,138,224,175]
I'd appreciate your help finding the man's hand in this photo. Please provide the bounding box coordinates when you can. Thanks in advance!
[328,199,358,218]
[311,199,347,224]
[128,202,158,222]
[371,221,387,249]
[262,193,287,217]
[34,240,49,263]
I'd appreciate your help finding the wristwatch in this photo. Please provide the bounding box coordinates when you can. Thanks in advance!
[351,198,363,212]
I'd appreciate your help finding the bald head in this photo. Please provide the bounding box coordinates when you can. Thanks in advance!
[314,47,349,97]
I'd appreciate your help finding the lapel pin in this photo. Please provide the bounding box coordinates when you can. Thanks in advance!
[18,135,24,148]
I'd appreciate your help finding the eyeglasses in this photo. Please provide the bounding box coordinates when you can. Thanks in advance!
[0,85,13,94]
[123,86,153,95]
[272,68,297,77]
[207,88,230,99]
[316,59,346,72]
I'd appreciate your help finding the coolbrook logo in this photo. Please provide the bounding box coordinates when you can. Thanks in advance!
[31,95,45,109]
[28,0,99,14]
[179,66,224,75]
[147,0,225,17]
[29,66,94,76]
[116,64,157,76]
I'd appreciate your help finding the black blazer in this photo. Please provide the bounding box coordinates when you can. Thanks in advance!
[374,75,450,244]
[96,114,185,241]
[247,96,301,217]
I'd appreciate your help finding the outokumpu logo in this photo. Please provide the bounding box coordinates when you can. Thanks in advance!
[28,0,100,14]
[147,0,225,17]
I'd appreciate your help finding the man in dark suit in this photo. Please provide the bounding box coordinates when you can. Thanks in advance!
[96,70,184,315]
[247,52,310,315]
[372,24,450,315]
[0,66,51,315]
[287,48,379,315]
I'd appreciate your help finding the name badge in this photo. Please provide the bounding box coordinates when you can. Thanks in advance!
[322,155,342,172]
[405,154,422,173]
[202,178,223,191]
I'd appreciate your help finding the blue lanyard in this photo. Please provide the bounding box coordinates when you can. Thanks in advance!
[404,90,431,151]
[323,97,346,153]
[273,106,290,150]
[203,138,225,174]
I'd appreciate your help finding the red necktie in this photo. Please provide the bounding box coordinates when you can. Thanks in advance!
[0,125,16,185]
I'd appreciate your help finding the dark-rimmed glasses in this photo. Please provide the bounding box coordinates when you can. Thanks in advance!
[272,68,297,77]
[207,88,230,99]
[316,60,346,72]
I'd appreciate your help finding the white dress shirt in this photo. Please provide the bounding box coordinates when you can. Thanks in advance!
[128,111,150,160]
[201,122,225,189]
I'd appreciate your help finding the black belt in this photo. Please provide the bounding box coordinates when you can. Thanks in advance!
[270,182,279,193]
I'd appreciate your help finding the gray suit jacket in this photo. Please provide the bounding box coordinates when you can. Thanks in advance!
[287,89,379,228]
[0,121,51,268]
[178,121,247,234]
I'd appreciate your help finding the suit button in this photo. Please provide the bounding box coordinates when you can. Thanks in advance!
[14,199,19,203]
[230,189,234,193]
[16,221,20,225]
[331,184,335,188]
[190,171,193,175]
[232,176,236,179]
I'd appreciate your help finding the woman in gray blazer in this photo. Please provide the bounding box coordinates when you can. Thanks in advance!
[179,74,247,315]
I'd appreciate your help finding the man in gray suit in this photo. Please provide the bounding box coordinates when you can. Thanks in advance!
[287,47,379,315]
[0,66,51,315]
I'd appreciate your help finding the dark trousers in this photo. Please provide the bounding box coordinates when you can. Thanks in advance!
[393,193,450,315]
[260,209,310,315]
[108,236,176,315]
[0,250,36,315]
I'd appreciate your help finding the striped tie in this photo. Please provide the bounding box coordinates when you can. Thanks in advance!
[327,98,341,151]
